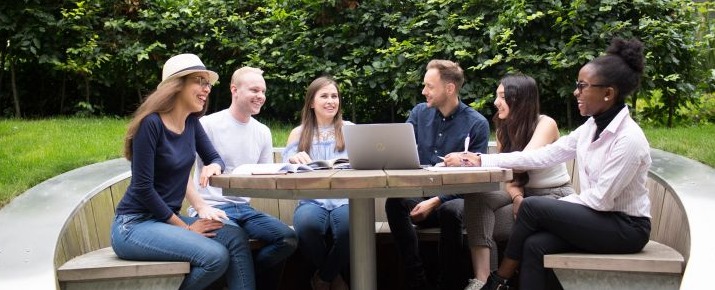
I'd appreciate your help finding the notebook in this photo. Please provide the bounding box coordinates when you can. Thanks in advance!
[342,123,421,170]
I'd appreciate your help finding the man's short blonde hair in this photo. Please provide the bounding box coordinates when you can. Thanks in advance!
[231,66,264,86]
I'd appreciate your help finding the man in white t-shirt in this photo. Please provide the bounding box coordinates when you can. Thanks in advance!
[193,67,297,290]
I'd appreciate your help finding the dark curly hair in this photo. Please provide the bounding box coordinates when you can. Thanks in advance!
[587,38,646,104]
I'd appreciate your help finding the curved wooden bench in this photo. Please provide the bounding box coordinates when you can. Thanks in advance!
[0,158,189,289]
[543,148,697,290]
[0,147,710,289]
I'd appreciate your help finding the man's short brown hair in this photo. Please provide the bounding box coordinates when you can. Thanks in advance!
[426,60,465,91]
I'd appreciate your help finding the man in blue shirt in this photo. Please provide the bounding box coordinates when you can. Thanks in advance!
[386,59,490,290]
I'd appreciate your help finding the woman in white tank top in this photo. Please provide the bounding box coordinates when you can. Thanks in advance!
[461,75,575,290]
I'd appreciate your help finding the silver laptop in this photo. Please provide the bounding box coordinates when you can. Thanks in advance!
[343,123,421,170]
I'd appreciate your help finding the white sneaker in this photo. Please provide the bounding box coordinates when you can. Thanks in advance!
[464,278,486,290]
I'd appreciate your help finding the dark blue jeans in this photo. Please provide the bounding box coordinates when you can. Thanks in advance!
[292,202,350,282]
[217,203,297,290]
[111,213,254,290]
[385,197,465,290]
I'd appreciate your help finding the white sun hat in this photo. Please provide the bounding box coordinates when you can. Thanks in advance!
[157,53,219,89]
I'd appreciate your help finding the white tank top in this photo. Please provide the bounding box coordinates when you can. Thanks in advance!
[525,162,570,189]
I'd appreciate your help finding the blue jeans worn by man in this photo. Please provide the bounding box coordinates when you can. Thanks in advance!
[218,203,298,290]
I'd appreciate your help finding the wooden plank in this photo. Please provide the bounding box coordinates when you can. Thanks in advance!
[489,168,512,182]
[251,198,281,217]
[110,178,130,209]
[276,170,336,190]
[565,159,575,177]
[229,174,278,190]
[570,160,581,194]
[55,240,68,268]
[77,199,101,253]
[90,189,116,248]
[646,178,666,241]
[374,197,388,222]
[273,150,284,163]
[440,170,492,185]
[210,174,231,188]
[57,247,189,281]
[278,199,298,225]
[657,192,690,261]
[384,170,442,187]
[544,240,684,274]
[330,170,387,189]
[61,215,86,261]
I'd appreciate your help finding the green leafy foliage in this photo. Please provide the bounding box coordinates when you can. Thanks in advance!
[0,0,712,127]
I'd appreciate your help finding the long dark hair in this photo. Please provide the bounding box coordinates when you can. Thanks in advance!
[297,76,345,154]
[494,74,540,187]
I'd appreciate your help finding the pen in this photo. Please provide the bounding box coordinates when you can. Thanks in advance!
[463,135,470,152]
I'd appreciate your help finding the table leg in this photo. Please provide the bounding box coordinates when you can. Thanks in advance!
[349,198,376,290]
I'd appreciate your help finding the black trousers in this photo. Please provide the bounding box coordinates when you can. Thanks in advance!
[385,197,465,290]
[505,197,650,290]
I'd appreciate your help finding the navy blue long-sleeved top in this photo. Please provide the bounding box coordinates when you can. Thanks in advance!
[115,113,225,221]
[407,102,490,202]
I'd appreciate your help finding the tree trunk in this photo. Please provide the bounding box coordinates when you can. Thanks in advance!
[60,73,66,114]
[667,93,674,128]
[84,75,90,103]
[11,61,21,118]
[0,48,5,107]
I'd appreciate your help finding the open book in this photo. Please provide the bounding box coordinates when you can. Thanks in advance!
[232,163,313,175]
[306,158,350,170]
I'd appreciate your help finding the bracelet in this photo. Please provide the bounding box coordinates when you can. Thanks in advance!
[511,194,523,202]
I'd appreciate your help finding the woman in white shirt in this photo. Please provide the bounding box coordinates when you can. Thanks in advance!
[463,74,575,290]
[445,38,651,290]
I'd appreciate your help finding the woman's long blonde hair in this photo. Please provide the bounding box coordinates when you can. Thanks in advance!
[297,76,345,154]
[123,76,208,160]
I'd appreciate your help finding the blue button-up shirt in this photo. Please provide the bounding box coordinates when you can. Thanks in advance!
[407,102,490,202]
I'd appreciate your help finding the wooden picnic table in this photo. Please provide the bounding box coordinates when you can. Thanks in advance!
[211,167,512,290]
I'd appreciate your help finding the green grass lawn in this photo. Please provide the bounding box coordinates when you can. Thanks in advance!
[1,118,713,208]
[643,123,715,166]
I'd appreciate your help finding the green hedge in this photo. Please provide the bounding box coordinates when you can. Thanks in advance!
[1,0,712,127]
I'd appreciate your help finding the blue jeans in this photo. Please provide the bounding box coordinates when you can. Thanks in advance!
[293,202,350,282]
[218,203,297,290]
[111,213,255,290]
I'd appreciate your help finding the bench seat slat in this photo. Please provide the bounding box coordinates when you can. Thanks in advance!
[544,240,684,274]
[57,247,190,282]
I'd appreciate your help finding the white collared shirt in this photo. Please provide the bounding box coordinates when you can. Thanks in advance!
[481,107,651,217]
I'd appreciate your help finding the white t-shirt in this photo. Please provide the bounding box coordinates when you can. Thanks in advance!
[194,109,273,206]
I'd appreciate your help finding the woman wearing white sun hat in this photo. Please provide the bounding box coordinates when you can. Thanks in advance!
[111,53,255,290]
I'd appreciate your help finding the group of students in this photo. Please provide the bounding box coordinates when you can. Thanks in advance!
[111,37,652,290]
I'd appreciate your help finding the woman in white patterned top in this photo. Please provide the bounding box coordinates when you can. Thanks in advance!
[445,38,651,290]
[283,76,352,290]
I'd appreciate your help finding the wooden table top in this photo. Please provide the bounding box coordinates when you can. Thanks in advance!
[210,168,512,199]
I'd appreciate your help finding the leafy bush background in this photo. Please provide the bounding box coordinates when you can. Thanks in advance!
[1,0,713,127]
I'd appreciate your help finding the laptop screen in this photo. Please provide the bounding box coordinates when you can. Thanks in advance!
[343,123,421,170]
